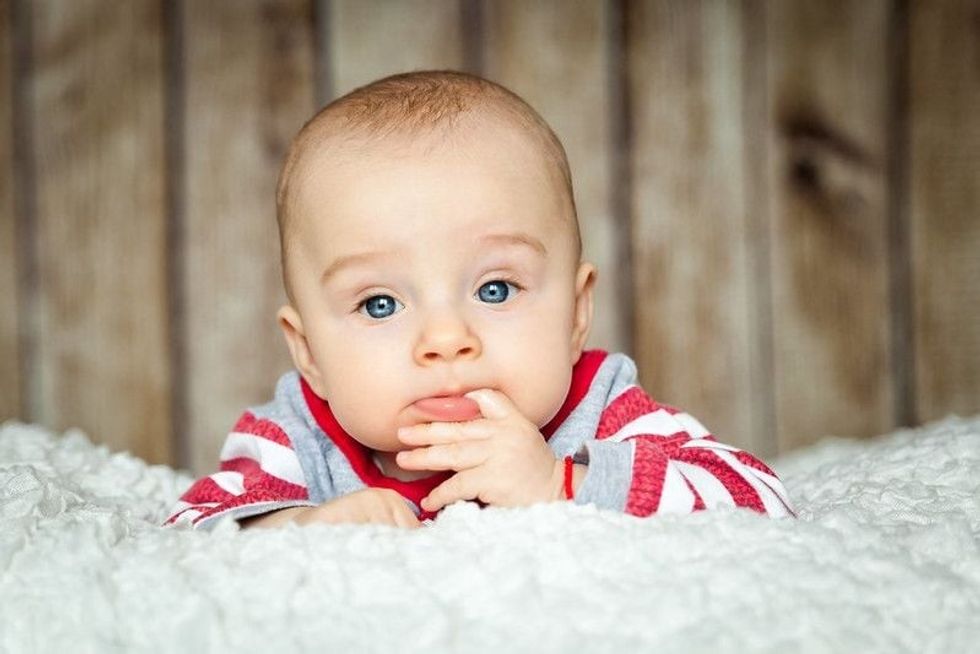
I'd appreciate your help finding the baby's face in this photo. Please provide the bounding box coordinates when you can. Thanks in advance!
[280,119,594,457]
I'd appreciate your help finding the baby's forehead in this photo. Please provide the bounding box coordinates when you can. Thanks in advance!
[304,134,566,225]
[301,107,549,173]
[281,100,579,261]
[290,142,574,264]
[292,114,568,213]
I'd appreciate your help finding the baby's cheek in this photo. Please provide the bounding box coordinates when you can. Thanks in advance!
[327,390,381,440]
[514,365,573,428]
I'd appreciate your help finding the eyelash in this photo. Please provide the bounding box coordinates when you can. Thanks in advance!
[482,274,524,294]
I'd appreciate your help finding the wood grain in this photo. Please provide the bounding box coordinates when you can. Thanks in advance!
[482,0,626,353]
[327,0,465,97]
[0,0,21,421]
[30,0,172,462]
[909,0,980,421]
[628,1,768,454]
[767,0,895,449]
[182,0,315,475]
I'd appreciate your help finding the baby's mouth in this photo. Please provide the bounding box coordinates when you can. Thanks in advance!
[410,395,481,422]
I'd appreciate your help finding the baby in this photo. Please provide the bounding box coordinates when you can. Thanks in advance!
[167,71,793,530]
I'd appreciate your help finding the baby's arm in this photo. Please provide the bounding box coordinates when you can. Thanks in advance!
[164,411,418,530]
[242,489,420,529]
[574,386,794,517]
[164,410,315,529]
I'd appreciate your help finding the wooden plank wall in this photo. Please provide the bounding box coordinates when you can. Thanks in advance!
[767,0,896,451]
[628,1,769,455]
[24,0,173,464]
[0,0,20,423]
[909,0,980,423]
[1,0,977,474]
[180,0,314,475]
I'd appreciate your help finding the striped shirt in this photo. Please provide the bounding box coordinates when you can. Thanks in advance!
[166,351,794,529]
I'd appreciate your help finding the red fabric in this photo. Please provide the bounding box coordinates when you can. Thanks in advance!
[176,476,234,507]
[606,385,774,516]
[624,442,769,516]
[231,411,293,447]
[194,489,305,520]
[678,448,766,513]
[595,387,662,440]
[732,452,795,516]
[734,450,778,478]
[219,457,308,499]
[166,452,310,525]
[687,479,706,511]
[624,440,669,516]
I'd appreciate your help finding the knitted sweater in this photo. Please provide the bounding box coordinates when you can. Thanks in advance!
[166,351,793,529]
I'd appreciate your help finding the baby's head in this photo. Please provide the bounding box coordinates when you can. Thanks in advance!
[275,71,596,460]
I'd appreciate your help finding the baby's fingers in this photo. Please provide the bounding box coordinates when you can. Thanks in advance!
[421,469,481,513]
[392,505,422,529]
[372,489,421,529]
[396,440,489,472]
[464,389,519,420]
[397,420,492,446]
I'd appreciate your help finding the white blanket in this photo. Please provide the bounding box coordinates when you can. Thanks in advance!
[1,416,979,653]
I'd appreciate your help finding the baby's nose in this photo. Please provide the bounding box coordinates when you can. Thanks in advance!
[414,312,482,364]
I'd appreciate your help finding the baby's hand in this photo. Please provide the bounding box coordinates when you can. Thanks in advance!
[243,488,421,529]
[395,389,564,512]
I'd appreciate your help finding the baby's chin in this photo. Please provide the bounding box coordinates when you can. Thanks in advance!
[353,432,405,453]
[526,397,568,430]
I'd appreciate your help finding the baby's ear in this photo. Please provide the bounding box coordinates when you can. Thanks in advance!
[277,305,327,397]
[571,262,597,361]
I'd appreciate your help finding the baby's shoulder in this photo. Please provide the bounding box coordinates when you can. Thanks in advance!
[227,371,313,442]
[585,351,639,402]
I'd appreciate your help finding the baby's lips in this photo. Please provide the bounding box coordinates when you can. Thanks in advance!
[411,396,482,422]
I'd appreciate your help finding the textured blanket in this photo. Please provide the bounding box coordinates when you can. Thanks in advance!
[2,416,979,653]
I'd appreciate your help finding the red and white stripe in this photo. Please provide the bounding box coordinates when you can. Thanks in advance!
[672,461,736,509]
[710,448,793,517]
[218,431,306,487]
[599,386,713,443]
[626,441,793,518]
[600,386,793,519]
[165,412,309,526]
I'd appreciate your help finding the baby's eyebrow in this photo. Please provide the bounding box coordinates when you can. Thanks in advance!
[319,250,395,286]
[320,233,545,286]
[477,232,547,256]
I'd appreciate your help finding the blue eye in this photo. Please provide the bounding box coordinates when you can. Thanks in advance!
[477,280,516,304]
[359,294,402,319]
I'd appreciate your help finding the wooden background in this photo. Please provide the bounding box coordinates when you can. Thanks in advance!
[1,0,977,475]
